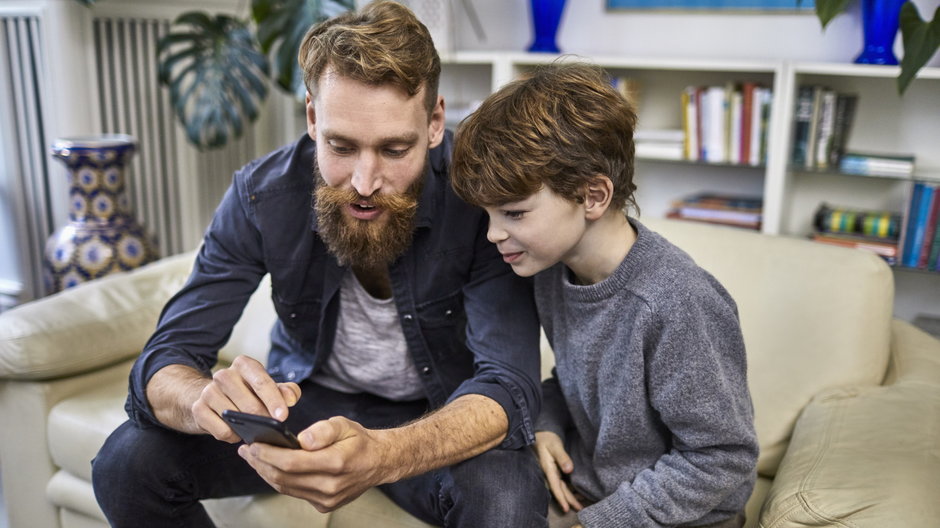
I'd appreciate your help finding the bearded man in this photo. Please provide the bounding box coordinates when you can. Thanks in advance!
[91,2,548,527]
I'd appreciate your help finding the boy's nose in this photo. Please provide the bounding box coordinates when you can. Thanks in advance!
[486,220,508,244]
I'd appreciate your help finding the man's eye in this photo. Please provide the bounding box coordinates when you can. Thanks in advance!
[385,148,409,157]
[330,144,354,155]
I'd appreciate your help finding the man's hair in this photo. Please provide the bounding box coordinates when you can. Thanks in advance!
[298,0,441,117]
[452,62,638,213]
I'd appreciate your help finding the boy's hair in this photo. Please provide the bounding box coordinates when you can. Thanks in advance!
[452,62,638,213]
[298,1,441,117]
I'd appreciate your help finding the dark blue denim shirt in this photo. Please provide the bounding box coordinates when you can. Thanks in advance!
[126,132,542,449]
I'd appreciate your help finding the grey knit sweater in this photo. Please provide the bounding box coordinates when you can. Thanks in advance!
[535,219,758,528]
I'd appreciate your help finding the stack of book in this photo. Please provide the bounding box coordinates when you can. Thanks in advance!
[839,151,915,178]
[810,204,901,264]
[681,82,772,165]
[667,193,762,230]
[899,181,940,271]
[634,129,684,160]
[790,85,858,170]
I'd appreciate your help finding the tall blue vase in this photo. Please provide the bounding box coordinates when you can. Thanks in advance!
[44,134,159,293]
[854,0,904,65]
[528,0,567,53]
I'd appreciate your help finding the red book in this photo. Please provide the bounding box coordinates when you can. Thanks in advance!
[918,184,940,269]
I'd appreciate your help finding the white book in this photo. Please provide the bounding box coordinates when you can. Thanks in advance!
[704,85,727,163]
[729,90,743,165]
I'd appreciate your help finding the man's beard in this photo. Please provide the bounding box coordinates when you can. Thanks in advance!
[313,163,424,269]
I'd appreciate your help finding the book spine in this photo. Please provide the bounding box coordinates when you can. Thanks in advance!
[791,86,814,166]
[814,90,837,169]
[903,183,932,268]
[929,206,940,270]
[827,93,858,167]
[918,183,940,269]
[804,86,824,170]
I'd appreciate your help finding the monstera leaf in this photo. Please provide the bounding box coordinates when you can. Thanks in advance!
[252,0,356,98]
[899,3,940,94]
[157,13,269,150]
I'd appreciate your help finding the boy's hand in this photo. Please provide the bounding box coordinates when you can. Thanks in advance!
[535,431,583,513]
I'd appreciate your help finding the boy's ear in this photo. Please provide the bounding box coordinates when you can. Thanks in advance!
[583,174,614,221]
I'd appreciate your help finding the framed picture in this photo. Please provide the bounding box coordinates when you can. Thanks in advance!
[606,0,814,11]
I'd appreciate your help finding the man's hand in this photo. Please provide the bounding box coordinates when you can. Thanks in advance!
[237,416,391,512]
[238,394,507,513]
[535,431,583,513]
[147,355,300,440]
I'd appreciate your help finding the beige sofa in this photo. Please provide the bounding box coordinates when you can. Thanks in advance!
[1,217,938,528]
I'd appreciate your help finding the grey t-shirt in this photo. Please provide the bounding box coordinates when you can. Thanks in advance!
[310,269,424,401]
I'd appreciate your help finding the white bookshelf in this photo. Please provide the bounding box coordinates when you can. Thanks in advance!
[438,52,940,322]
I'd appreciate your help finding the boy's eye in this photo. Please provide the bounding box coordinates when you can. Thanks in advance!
[504,210,526,219]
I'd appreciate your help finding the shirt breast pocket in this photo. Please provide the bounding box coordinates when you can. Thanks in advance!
[415,291,465,328]
[272,295,321,344]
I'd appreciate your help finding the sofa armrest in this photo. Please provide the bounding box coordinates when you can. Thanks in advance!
[0,252,195,381]
[758,320,940,527]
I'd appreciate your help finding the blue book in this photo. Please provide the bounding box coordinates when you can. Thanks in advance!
[900,183,924,268]
[904,183,934,268]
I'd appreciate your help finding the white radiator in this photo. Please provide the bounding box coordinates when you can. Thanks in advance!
[93,15,259,257]
[0,14,51,303]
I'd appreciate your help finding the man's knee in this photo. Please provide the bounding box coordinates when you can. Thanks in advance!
[448,448,548,523]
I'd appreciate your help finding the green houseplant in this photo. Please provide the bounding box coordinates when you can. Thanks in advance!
[812,0,940,93]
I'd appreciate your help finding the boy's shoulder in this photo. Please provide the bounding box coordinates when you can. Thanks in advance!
[626,220,737,316]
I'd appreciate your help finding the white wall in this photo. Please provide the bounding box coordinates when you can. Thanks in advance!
[454,0,940,68]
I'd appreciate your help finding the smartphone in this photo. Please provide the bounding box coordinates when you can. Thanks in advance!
[221,409,301,449]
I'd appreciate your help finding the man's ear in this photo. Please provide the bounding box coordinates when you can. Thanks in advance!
[428,95,445,148]
[305,92,317,140]
[583,175,614,221]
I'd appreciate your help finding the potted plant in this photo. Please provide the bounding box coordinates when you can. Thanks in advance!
[811,0,939,93]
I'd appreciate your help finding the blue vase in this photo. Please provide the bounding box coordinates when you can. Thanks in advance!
[44,135,159,293]
[528,0,567,53]
[854,0,904,65]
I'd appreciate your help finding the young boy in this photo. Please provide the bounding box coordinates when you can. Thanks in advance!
[451,62,759,528]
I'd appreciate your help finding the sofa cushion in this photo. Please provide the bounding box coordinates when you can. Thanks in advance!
[644,218,893,476]
[48,373,131,481]
[0,252,194,381]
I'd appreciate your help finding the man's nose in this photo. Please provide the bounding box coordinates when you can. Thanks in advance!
[351,153,381,197]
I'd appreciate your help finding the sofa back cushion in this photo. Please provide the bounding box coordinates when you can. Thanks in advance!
[642,218,893,476]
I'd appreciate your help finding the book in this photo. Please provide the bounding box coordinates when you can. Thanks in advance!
[791,86,815,166]
[919,190,940,269]
[929,208,940,270]
[839,151,915,178]
[814,89,837,169]
[810,231,898,264]
[804,86,825,170]
[902,182,934,268]
[702,85,727,163]
[827,93,858,167]
[669,193,762,229]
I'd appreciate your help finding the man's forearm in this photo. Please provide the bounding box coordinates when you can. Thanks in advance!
[146,364,211,433]
[378,394,509,483]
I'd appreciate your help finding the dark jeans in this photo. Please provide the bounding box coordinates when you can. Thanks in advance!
[93,380,548,527]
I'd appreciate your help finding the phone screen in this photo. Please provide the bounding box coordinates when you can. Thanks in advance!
[221,410,301,449]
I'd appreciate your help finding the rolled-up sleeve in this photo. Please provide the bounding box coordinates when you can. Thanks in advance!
[446,216,542,449]
[126,172,267,427]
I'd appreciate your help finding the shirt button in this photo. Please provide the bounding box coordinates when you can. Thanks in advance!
[421,366,431,375]
[403,314,414,321]
[287,372,296,380]
[444,309,453,316]
[289,313,297,319]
